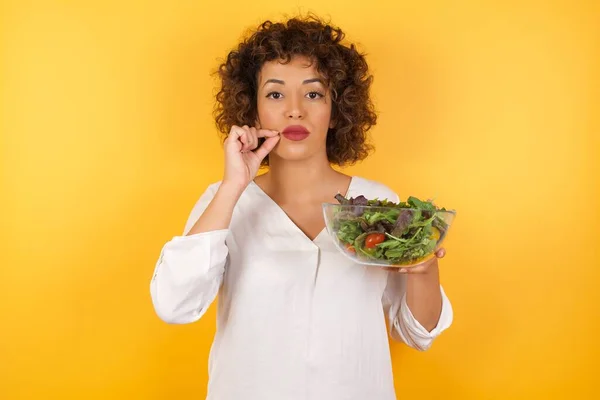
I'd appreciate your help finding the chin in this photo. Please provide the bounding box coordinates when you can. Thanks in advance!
[271,145,316,163]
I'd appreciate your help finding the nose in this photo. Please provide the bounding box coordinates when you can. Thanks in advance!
[286,96,304,120]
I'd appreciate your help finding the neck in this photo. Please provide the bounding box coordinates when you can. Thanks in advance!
[259,153,343,202]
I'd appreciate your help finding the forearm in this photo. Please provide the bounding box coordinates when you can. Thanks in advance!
[405,262,443,332]
[186,182,244,235]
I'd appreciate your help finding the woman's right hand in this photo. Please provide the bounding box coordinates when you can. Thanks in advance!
[223,125,280,190]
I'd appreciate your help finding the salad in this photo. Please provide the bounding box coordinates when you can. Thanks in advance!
[331,193,451,265]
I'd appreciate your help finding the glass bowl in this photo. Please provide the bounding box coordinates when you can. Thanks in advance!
[322,198,456,269]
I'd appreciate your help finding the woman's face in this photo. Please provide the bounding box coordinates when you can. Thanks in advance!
[256,55,334,163]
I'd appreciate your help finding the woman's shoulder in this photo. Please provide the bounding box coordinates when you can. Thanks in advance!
[349,175,400,203]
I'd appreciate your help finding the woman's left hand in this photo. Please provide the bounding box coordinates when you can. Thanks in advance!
[384,248,446,274]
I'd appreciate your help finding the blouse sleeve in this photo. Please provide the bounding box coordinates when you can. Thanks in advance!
[382,273,453,351]
[150,183,229,324]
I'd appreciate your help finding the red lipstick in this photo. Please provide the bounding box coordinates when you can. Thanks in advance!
[282,125,310,141]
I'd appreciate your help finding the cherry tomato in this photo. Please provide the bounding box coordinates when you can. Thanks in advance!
[365,233,385,249]
[345,243,356,254]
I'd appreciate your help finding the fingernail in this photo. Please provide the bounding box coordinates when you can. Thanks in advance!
[399,268,407,273]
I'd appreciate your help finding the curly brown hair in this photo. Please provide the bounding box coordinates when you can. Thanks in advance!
[213,14,377,166]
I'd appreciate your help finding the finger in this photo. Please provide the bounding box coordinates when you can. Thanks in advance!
[225,125,242,142]
[254,135,280,161]
[225,126,244,151]
[248,127,259,150]
[399,266,429,274]
[436,248,446,258]
[388,267,417,274]
[239,126,252,152]
[257,129,280,138]
[383,266,413,273]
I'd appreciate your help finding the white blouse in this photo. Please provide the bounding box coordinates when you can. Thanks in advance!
[150,175,453,400]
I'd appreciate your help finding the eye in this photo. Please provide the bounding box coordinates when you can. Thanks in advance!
[306,91,325,100]
[266,92,283,100]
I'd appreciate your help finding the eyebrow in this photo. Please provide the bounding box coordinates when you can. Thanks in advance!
[262,78,324,87]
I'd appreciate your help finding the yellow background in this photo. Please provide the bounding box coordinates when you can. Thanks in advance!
[2,0,599,399]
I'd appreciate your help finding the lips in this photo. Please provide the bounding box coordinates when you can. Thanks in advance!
[282,125,310,141]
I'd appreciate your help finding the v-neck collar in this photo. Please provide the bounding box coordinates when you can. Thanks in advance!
[249,176,357,245]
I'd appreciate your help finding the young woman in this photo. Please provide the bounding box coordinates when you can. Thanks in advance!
[150,15,453,400]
